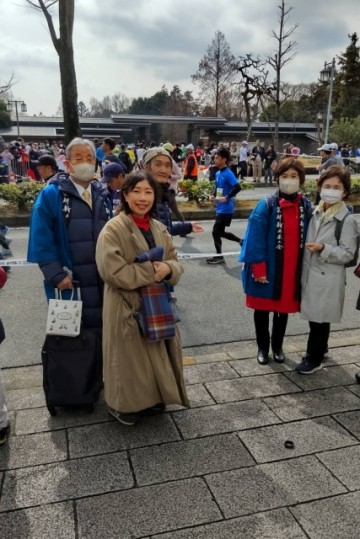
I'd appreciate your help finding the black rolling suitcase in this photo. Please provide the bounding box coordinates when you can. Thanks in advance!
[42,329,102,416]
[42,284,102,416]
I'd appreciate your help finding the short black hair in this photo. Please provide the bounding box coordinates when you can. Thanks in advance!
[103,137,115,150]
[215,148,230,163]
[121,171,158,216]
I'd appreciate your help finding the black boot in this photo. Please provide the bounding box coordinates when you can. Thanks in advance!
[272,349,285,363]
[257,349,269,365]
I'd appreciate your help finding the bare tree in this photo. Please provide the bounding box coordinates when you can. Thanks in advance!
[25,0,81,142]
[111,93,131,114]
[78,101,89,117]
[266,0,298,148]
[192,31,236,116]
[234,54,275,139]
[0,74,16,99]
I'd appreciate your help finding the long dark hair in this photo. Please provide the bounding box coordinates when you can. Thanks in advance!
[121,171,158,216]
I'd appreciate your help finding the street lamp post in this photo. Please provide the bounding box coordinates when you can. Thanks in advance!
[6,100,27,138]
[320,58,335,144]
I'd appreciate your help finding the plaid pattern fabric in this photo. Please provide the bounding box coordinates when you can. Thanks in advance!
[139,282,176,341]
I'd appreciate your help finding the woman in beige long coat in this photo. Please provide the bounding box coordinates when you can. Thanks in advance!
[96,171,189,426]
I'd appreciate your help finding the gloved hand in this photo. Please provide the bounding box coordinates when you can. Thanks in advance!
[135,246,164,263]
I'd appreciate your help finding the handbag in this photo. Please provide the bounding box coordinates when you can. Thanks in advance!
[354,263,360,278]
[121,283,179,342]
[138,282,178,341]
[46,288,82,337]
[270,160,278,171]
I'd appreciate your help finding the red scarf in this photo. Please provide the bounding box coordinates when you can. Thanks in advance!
[131,213,151,231]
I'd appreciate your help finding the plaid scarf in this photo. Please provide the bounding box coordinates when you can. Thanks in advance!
[139,282,176,341]
[273,195,306,300]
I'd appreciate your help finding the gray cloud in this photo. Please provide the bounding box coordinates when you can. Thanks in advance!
[1,0,359,115]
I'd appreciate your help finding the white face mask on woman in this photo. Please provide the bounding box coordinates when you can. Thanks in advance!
[320,188,343,205]
[70,162,95,181]
[279,178,300,195]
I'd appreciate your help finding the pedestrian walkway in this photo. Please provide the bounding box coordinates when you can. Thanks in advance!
[0,330,360,538]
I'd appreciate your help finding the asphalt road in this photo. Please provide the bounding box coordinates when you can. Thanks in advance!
[1,218,359,368]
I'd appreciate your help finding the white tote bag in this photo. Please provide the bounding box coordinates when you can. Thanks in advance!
[46,288,82,337]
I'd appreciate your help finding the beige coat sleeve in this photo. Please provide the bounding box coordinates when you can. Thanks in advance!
[161,229,184,286]
[96,225,156,290]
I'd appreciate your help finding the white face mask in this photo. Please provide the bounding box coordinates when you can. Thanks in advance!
[70,162,95,181]
[279,179,300,195]
[320,188,343,204]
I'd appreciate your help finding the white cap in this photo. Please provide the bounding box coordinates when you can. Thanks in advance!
[329,142,338,150]
[186,144,194,151]
[241,140,248,145]
[318,143,332,151]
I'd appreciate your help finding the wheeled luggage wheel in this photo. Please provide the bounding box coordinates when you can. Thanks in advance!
[47,405,57,416]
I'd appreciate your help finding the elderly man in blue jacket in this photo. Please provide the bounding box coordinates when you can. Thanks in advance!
[27,137,112,331]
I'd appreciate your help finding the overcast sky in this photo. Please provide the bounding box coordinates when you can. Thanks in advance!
[2,0,360,116]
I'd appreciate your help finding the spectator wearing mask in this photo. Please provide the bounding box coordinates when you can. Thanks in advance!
[28,137,112,334]
[297,166,359,374]
[240,158,312,365]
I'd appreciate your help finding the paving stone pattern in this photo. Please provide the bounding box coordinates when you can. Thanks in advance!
[1,338,360,538]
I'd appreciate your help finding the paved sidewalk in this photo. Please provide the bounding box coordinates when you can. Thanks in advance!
[1,331,360,538]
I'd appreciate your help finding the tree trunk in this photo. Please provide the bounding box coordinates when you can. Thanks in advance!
[58,45,82,143]
[58,0,81,143]
[244,99,252,140]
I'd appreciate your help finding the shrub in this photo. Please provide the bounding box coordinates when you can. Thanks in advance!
[0,182,45,210]
[178,180,214,205]
[178,178,254,206]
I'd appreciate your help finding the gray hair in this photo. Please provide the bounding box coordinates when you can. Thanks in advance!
[65,137,96,159]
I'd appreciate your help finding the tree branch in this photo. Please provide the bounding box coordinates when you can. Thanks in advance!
[25,0,60,53]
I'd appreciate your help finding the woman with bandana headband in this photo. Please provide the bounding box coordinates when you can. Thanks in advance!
[297,165,359,374]
[240,158,312,366]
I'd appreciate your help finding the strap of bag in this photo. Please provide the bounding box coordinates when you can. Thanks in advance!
[334,212,350,245]
[54,287,81,301]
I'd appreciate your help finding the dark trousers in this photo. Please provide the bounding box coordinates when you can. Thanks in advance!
[239,161,247,179]
[307,321,330,364]
[212,214,240,254]
[254,310,288,353]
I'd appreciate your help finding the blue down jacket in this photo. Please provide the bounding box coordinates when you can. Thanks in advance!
[27,174,112,329]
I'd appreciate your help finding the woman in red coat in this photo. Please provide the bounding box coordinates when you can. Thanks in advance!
[240,158,311,365]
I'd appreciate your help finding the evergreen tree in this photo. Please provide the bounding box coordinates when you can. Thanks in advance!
[0,100,11,128]
[335,33,360,119]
